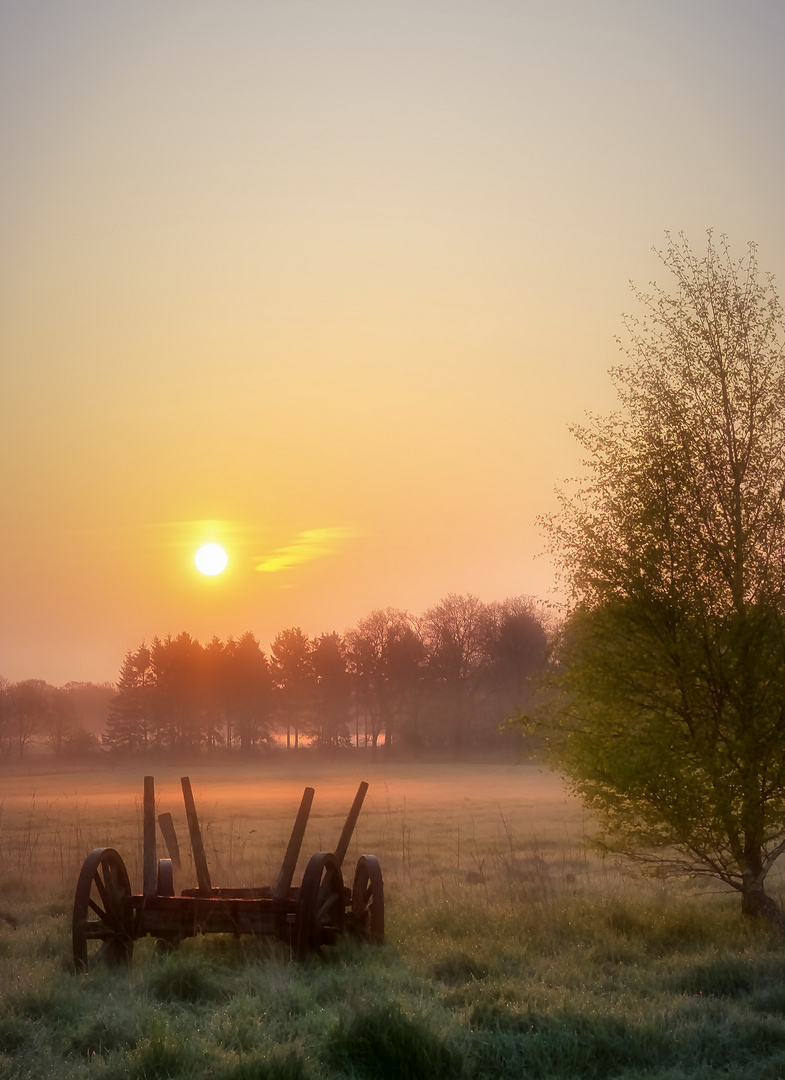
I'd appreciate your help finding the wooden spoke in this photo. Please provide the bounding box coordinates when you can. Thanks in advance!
[93,870,111,912]
[84,922,110,940]
[87,896,107,922]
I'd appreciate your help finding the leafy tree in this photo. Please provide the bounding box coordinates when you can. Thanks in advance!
[151,633,204,750]
[6,680,50,758]
[538,233,785,927]
[384,619,426,750]
[420,593,489,751]
[42,686,77,755]
[485,597,549,698]
[61,681,116,735]
[311,632,352,749]
[201,636,228,750]
[270,627,315,749]
[346,608,422,751]
[223,632,273,751]
[479,596,549,745]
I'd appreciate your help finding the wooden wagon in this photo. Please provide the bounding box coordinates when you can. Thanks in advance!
[72,776,384,972]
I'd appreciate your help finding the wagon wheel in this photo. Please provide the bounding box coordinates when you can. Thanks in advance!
[350,854,384,944]
[294,852,345,959]
[72,847,134,973]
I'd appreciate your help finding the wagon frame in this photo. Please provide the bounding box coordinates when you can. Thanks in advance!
[72,775,384,972]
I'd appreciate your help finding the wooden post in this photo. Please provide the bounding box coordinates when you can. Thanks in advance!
[181,776,212,894]
[143,775,157,898]
[157,812,182,870]
[334,781,369,868]
[274,787,315,902]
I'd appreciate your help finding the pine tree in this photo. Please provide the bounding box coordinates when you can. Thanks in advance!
[104,645,154,752]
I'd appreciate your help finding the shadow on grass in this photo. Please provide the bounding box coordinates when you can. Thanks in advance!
[324,1000,459,1080]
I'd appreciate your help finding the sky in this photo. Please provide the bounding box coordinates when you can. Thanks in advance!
[2,0,785,686]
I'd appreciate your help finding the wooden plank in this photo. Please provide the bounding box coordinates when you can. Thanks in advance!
[181,776,212,893]
[143,775,157,898]
[274,787,315,902]
[134,895,278,940]
[333,781,369,868]
[157,812,182,870]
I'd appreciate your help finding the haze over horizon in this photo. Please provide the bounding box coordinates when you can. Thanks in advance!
[2,1,784,686]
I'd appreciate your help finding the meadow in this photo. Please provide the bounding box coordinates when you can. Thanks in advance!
[2,758,785,1079]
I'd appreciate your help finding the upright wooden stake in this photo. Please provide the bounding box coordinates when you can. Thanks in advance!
[157,812,182,870]
[181,776,212,894]
[143,775,157,898]
[274,787,315,903]
[334,781,369,867]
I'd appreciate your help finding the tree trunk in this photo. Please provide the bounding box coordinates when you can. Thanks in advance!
[741,885,785,933]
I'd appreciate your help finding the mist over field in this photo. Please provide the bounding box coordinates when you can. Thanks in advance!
[0,760,584,899]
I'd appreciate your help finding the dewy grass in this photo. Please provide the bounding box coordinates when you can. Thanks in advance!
[3,762,785,1079]
[145,949,230,1005]
[4,889,785,1080]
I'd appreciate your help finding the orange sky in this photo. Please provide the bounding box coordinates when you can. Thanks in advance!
[2,1,785,685]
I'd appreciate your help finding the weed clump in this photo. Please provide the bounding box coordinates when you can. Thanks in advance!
[119,1018,206,1080]
[324,1000,459,1080]
[68,1008,142,1057]
[146,952,227,1005]
[216,1048,310,1080]
[677,956,758,999]
[431,950,488,985]
[0,1013,35,1054]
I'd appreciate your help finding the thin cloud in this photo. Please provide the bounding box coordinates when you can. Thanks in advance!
[254,527,358,573]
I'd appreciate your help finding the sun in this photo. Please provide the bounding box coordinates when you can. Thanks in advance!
[195,543,228,576]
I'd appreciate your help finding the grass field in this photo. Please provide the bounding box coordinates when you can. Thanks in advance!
[2,758,785,1079]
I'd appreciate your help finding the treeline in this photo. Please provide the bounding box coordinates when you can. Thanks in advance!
[0,681,114,759]
[104,594,549,756]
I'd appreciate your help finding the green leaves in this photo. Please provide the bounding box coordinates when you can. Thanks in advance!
[540,234,785,911]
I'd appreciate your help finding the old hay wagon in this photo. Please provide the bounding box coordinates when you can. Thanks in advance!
[72,776,384,971]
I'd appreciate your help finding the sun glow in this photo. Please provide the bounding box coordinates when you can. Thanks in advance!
[195,543,228,576]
